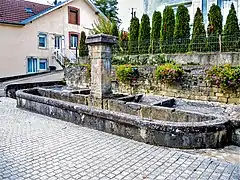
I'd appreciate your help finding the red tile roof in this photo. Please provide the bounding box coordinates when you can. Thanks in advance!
[0,0,51,23]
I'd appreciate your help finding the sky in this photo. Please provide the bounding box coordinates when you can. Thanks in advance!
[27,0,144,30]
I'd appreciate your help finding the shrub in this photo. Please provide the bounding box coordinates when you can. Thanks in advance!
[91,15,112,35]
[149,11,162,54]
[79,31,88,57]
[129,17,139,54]
[174,4,190,53]
[116,65,139,84]
[111,21,119,37]
[190,7,207,52]
[156,63,183,84]
[139,14,151,54]
[223,3,240,52]
[207,4,223,52]
[161,6,175,53]
[119,31,129,54]
[206,65,240,90]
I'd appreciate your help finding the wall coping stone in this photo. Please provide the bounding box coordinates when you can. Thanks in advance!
[86,34,117,45]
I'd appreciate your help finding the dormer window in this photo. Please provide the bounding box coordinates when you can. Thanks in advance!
[68,6,80,25]
[25,8,34,14]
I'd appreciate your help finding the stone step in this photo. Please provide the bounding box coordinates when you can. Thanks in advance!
[232,128,240,146]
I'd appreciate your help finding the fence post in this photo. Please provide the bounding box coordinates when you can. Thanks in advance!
[219,34,222,53]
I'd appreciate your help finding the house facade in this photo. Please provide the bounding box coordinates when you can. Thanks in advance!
[144,0,240,26]
[0,0,102,78]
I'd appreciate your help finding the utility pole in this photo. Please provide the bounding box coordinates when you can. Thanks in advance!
[131,8,137,18]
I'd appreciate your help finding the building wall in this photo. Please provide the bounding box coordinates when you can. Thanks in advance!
[0,0,99,78]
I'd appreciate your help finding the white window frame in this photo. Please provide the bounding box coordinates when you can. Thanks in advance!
[70,34,78,49]
[39,59,48,70]
[38,33,47,49]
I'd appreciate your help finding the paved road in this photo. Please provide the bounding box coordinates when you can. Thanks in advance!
[0,98,239,180]
[0,71,64,97]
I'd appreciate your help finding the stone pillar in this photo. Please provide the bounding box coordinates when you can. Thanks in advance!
[86,34,117,99]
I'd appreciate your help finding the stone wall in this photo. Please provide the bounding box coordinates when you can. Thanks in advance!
[113,52,240,66]
[112,65,240,104]
[64,66,90,88]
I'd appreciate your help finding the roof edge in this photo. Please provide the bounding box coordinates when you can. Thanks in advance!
[0,21,25,26]
[20,0,108,25]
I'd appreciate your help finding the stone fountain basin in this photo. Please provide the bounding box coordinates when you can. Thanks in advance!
[16,88,231,149]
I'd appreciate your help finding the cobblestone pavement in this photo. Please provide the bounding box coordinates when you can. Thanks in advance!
[0,97,239,180]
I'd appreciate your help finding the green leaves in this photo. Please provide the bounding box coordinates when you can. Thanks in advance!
[156,63,183,84]
[91,15,112,35]
[116,65,138,84]
[190,8,207,52]
[129,17,140,54]
[206,65,240,90]
[139,14,151,54]
[79,31,88,57]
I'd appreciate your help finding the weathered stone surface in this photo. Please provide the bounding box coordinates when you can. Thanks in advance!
[87,34,116,98]
[16,88,232,149]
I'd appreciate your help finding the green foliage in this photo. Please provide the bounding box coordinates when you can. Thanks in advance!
[116,65,139,84]
[161,6,175,53]
[156,63,183,84]
[91,15,112,35]
[119,31,129,54]
[206,64,240,90]
[111,21,119,37]
[190,7,207,52]
[149,11,162,54]
[138,14,151,54]
[207,4,223,51]
[174,5,190,53]
[93,0,121,23]
[129,17,140,54]
[79,31,88,57]
[223,3,240,52]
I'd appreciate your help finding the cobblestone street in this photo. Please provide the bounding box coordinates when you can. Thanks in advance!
[0,97,239,180]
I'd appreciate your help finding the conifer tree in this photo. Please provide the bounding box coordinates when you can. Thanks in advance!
[174,5,190,53]
[79,31,88,57]
[207,4,223,52]
[129,17,140,54]
[161,6,175,53]
[149,11,161,54]
[138,14,151,54]
[111,21,119,37]
[223,3,240,52]
[190,7,207,52]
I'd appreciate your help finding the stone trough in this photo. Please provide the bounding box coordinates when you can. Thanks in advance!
[16,87,231,149]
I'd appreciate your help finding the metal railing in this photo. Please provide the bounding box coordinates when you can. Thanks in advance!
[113,34,240,55]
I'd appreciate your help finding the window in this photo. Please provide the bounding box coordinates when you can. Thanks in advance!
[68,6,80,25]
[39,59,48,70]
[69,33,79,49]
[38,33,47,48]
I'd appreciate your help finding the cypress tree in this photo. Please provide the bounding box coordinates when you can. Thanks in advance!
[129,17,140,54]
[138,14,151,54]
[207,4,223,52]
[161,6,175,53]
[149,11,161,54]
[79,31,88,57]
[190,7,207,52]
[174,4,190,53]
[223,3,240,52]
[111,21,119,37]
[119,31,129,54]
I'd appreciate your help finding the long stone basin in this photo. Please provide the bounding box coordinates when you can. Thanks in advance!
[16,87,231,149]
